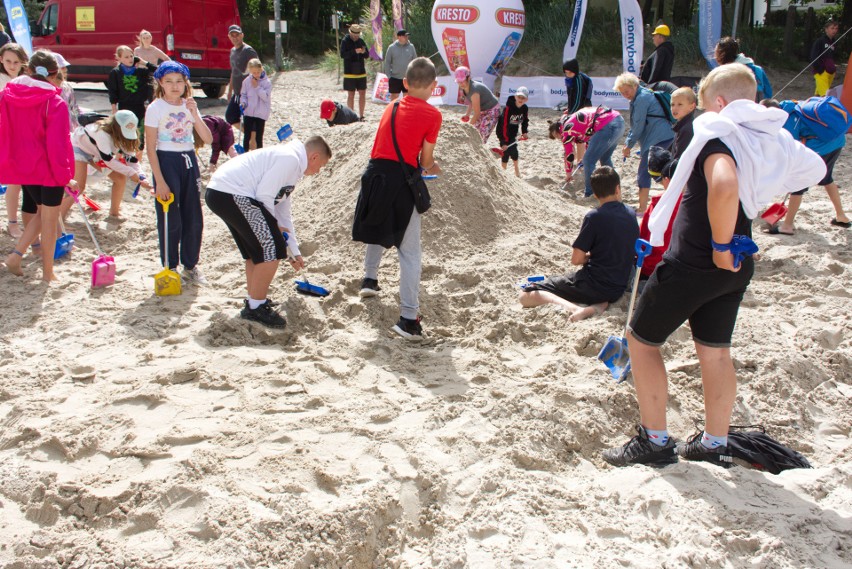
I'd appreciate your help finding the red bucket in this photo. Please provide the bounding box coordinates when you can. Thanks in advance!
[761,202,788,226]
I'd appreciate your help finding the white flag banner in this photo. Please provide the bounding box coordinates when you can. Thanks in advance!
[499,76,629,110]
[563,0,587,63]
[618,0,643,74]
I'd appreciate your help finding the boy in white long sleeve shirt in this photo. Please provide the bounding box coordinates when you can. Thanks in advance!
[205,137,331,328]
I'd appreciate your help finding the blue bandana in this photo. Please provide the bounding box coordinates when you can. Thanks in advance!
[153,61,191,80]
[119,63,136,75]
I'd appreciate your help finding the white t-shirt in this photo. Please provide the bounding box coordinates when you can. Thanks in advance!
[208,140,308,256]
[144,98,198,152]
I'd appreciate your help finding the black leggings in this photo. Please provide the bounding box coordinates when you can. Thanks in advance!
[22,185,64,214]
[243,116,266,150]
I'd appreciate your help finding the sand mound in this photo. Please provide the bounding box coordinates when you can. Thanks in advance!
[1,69,850,568]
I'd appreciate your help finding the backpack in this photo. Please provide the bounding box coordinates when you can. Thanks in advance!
[646,88,676,125]
[796,96,852,140]
[727,425,812,475]
[744,62,773,100]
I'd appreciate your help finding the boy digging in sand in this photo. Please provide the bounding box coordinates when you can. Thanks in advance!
[519,166,639,321]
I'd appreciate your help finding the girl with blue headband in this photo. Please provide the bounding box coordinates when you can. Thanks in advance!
[144,61,213,285]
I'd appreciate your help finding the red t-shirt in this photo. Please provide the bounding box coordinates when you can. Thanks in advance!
[639,193,682,277]
[371,96,442,168]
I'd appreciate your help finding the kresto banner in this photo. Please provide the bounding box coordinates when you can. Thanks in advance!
[563,0,587,63]
[431,0,526,81]
[4,0,33,54]
[698,0,721,69]
[618,0,642,74]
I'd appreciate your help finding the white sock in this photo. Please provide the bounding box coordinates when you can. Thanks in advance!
[248,297,265,309]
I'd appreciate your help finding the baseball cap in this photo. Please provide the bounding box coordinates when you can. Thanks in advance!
[349,24,362,34]
[653,24,670,36]
[397,29,409,36]
[53,53,70,68]
[453,66,470,83]
[114,110,139,140]
[228,25,243,34]
[515,86,529,99]
[320,99,336,120]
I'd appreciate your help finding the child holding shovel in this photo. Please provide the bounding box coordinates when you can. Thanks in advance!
[495,87,529,177]
[205,136,331,328]
[518,166,638,321]
[144,61,212,285]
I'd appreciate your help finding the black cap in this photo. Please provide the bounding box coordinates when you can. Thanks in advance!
[228,25,243,34]
[397,29,409,36]
[647,146,674,182]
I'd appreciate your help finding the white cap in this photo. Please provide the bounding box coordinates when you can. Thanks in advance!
[515,86,529,99]
[114,110,139,140]
[53,53,70,68]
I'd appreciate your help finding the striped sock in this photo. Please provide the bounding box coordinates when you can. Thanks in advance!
[701,431,728,450]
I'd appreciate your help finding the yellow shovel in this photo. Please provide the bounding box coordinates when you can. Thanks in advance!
[154,194,181,296]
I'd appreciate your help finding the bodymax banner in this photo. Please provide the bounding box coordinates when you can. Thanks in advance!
[698,0,721,69]
[618,0,642,74]
[563,0,587,63]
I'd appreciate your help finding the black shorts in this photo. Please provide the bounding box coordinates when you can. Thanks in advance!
[343,76,367,91]
[23,185,64,211]
[792,147,841,195]
[205,188,288,264]
[500,142,519,163]
[629,260,754,347]
[523,272,609,306]
[388,77,407,94]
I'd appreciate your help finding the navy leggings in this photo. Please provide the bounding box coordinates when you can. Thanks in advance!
[154,150,202,270]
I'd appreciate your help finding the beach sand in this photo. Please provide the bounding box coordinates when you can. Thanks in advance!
[0,68,850,568]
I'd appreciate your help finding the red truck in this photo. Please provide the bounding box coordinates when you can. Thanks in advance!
[31,0,240,98]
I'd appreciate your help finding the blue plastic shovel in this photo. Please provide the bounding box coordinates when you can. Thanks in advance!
[54,218,75,260]
[0,184,6,195]
[597,238,653,383]
[234,108,246,154]
[276,124,293,142]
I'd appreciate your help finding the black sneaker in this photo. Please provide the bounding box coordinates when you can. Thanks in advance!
[240,300,286,329]
[359,278,381,298]
[243,298,278,309]
[602,425,678,467]
[677,432,734,468]
[392,316,423,341]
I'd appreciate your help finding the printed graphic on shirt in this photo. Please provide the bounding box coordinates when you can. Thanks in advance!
[158,111,194,145]
[274,185,294,205]
[123,73,139,94]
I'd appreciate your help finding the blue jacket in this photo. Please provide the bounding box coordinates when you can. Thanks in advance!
[779,100,846,156]
[736,55,773,101]
[625,87,674,151]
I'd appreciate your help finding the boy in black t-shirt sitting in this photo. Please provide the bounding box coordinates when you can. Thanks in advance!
[519,166,639,321]
[320,99,361,127]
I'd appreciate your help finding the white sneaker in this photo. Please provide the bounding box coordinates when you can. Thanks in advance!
[183,266,209,285]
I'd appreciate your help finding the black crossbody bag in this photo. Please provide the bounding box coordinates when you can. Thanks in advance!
[390,101,431,214]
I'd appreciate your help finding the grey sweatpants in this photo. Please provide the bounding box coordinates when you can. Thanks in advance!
[363,208,421,320]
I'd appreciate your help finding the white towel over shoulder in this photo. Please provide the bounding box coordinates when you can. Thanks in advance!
[648,99,826,246]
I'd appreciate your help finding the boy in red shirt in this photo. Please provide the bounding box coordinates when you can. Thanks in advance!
[352,57,442,340]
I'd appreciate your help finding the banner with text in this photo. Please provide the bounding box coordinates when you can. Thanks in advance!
[369,0,383,60]
[4,0,33,54]
[563,0,587,63]
[618,0,642,74]
[499,76,628,110]
[698,0,721,69]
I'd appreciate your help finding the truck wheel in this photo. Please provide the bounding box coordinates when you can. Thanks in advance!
[201,84,226,99]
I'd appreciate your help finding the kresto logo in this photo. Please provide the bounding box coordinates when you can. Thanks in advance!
[432,85,447,97]
[434,6,480,24]
[496,9,525,28]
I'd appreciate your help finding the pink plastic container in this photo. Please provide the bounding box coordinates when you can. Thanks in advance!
[91,255,116,288]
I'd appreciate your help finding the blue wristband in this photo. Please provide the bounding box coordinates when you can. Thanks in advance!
[711,239,732,252]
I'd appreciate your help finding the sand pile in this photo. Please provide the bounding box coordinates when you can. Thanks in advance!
[0,69,850,568]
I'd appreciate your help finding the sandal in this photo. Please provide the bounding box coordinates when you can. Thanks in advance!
[767,225,794,235]
[830,218,851,228]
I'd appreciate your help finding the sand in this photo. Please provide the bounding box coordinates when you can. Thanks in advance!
[0,67,850,569]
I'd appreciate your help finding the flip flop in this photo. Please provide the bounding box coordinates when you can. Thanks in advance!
[768,226,794,235]
[830,218,851,228]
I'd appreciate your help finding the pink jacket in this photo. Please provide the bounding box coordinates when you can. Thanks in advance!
[558,106,619,177]
[0,76,74,186]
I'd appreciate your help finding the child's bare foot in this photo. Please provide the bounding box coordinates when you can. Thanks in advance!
[42,270,58,282]
[7,220,22,239]
[569,302,607,322]
[5,250,24,276]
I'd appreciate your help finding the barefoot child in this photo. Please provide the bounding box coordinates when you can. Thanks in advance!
[239,58,271,151]
[0,50,76,282]
[145,61,213,285]
[205,136,331,328]
[0,43,28,238]
[519,166,639,321]
[65,110,153,219]
[495,86,529,177]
